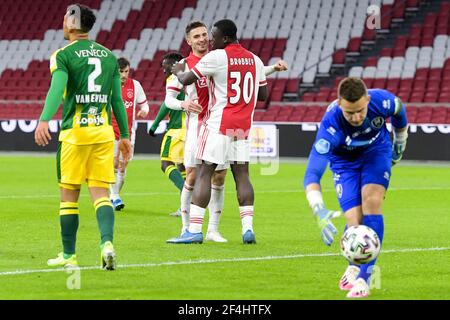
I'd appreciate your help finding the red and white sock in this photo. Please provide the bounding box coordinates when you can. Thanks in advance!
[239,205,254,234]
[188,204,205,234]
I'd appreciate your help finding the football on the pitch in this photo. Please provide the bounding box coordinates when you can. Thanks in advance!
[340,225,381,265]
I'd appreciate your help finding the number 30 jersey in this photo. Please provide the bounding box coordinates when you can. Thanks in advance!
[49,39,120,145]
[191,44,267,138]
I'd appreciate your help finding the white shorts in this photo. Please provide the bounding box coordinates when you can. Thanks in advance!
[196,125,249,165]
[114,140,135,162]
[185,128,229,170]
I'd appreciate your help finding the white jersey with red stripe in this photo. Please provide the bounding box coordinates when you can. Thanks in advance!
[112,78,148,144]
[191,43,267,138]
[166,53,209,142]
[166,53,229,168]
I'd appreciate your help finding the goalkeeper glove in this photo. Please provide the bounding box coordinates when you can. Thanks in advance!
[307,190,341,246]
[392,130,408,166]
[313,204,340,246]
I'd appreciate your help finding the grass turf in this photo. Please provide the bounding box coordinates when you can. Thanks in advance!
[0,155,449,300]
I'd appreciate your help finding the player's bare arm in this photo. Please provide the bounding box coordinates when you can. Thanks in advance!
[174,70,198,86]
[171,61,197,86]
[181,99,202,114]
[257,85,268,101]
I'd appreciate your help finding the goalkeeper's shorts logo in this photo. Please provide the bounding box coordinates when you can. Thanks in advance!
[336,184,343,198]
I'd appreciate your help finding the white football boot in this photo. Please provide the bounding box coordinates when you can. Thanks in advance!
[339,265,360,290]
[346,278,370,298]
[205,230,228,243]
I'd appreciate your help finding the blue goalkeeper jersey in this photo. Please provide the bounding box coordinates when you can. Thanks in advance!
[303,89,408,190]
[313,89,407,160]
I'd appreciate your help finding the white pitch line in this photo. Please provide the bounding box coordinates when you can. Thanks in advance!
[1,186,450,200]
[0,247,448,277]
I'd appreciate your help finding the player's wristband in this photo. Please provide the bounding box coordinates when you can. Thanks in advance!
[393,130,408,144]
[306,190,325,214]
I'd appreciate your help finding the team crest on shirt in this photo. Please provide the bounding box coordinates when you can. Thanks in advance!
[371,116,385,129]
[127,89,134,99]
[315,139,330,154]
[336,184,343,198]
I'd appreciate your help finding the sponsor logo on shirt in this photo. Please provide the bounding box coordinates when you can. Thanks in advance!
[75,107,105,126]
[197,77,207,88]
[352,126,372,138]
[124,101,133,108]
[74,45,108,58]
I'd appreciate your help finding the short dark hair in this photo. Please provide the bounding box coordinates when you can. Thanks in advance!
[213,19,237,40]
[185,21,207,36]
[162,52,183,64]
[117,57,130,70]
[338,77,368,103]
[68,4,96,33]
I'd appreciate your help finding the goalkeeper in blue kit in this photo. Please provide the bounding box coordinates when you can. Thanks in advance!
[303,77,408,298]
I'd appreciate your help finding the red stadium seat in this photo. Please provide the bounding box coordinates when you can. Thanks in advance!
[347,38,361,52]
[424,92,438,103]
[333,49,346,64]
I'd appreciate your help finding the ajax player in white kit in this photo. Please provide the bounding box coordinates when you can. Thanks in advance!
[167,19,269,244]
[165,21,287,243]
[110,57,149,210]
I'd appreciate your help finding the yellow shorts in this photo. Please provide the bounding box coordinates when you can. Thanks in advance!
[160,133,184,163]
[57,141,115,188]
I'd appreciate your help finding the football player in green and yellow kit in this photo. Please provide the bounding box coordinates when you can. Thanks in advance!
[149,52,187,216]
[34,4,131,270]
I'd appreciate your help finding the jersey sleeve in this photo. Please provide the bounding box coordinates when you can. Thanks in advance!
[49,49,68,75]
[303,117,341,187]
[134,80,149,112]
[256,56,268,87]
[166,74,184,96]
[191,50,219,78]
[371,89,408,128]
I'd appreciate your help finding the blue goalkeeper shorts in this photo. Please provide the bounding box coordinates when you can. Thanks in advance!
[329,146,392,212]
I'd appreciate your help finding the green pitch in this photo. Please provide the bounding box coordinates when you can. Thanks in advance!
[0,155,449,300]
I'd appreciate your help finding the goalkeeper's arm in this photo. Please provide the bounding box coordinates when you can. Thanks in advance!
[304,150,329,212]
[304,150,341,246]
[391,101,408,165]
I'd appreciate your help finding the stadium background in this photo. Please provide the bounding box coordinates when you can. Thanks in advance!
[0,0,449,159]
[0,0,450,160]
